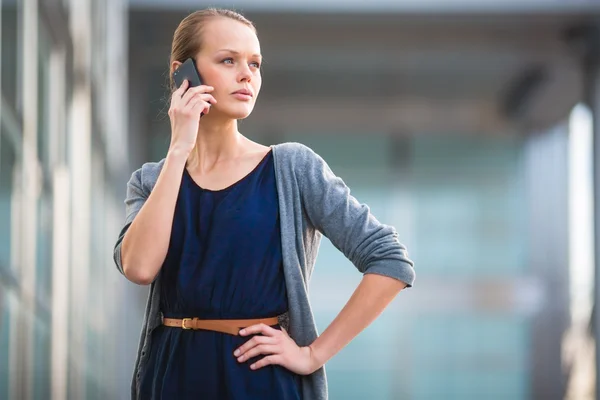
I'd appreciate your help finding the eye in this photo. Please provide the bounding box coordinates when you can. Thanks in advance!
[222,58,234,64]
[250,61,261,69]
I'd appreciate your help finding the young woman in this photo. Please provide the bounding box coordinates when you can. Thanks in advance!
[113,8,415,400]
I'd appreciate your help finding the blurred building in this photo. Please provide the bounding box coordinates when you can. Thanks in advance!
[2,0,600,399]
[0,0,131,398]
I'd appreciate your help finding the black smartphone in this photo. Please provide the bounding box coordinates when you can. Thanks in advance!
[172,58,203,91]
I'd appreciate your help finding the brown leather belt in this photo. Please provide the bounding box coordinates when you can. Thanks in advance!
[162,316,280,336]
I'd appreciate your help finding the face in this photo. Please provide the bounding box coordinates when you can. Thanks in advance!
[191,18,262,120]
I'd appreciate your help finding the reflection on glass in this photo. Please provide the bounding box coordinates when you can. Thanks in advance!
[0,114,20,400]
[1,1,20,113]
[0,131,16,272]
[33,16,54,400]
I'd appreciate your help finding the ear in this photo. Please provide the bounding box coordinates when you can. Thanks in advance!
[171,60,183,76]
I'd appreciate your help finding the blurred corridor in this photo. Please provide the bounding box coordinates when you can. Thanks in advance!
[2,0,600,399]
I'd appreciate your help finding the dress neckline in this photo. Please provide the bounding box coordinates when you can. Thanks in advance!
[184,149,272,193]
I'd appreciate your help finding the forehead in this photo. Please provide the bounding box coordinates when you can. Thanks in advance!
[201,17,260,54]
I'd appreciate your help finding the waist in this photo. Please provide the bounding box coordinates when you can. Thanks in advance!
[161,314,285,336]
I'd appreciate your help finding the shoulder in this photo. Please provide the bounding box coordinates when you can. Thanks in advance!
[271,142,323,169]
[127,158,166,193]
[271,142,339,193]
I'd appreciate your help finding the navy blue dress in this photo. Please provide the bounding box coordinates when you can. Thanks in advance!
[139,150,302,399]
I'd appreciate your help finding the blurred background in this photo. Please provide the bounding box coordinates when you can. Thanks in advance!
[2,0,600,399]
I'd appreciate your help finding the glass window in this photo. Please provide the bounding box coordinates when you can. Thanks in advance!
[38,21,52,177]
[1,0,22,114]
[411,135,528,277]
[410,315,530,399]
[0,285,9,399]
[35,193,53,303]
[0,1,22,389]
[35,17,53,305]
[0,130,19,400]
[32,312,51,400]
[33,16,53,399]
[0,125,19,275]
[0,135,16,393]
[0,288,16,400]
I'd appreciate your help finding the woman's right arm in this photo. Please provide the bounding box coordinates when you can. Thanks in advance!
[119,147,188,285]
[117,79,216,285]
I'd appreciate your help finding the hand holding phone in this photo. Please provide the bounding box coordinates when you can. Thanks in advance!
[169,59,216,153]
[172,57,214,120]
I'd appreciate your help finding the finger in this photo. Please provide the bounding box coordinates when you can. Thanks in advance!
[173,79,189,97]
[181,85,214,103]
[190,100,211,116]
[181,99,204,117]
[206,94,217,104]
[187,95,212,110]
[170,81,188,109]
[181,90,201,107]
[237,344,279,363]
[234,336,275,357]
[195,93,217,105]
[182,92,216,109]
[240,323,278,337]
[201,102,212,115]
[251,355,280,370]
[190,84,214,93]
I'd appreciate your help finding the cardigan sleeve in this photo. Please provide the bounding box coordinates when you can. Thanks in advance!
[113,167,148,275]
[297,145,415,287]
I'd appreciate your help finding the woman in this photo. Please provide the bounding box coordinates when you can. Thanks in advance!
[113,8,415,400]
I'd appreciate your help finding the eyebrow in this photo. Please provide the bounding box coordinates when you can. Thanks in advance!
[217,49,262,59]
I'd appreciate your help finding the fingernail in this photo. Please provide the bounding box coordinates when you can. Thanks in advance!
[234,350,240,356]
[240,329,246,335]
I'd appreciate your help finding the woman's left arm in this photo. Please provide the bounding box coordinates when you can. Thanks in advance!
[235,273,404,374]
[234,144,413,374]
[312,272,407,371]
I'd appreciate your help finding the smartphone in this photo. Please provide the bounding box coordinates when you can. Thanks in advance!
[172,58,203,91]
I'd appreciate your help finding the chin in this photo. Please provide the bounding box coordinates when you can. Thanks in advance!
[223,104,255,120]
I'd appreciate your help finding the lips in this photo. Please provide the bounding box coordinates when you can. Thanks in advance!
[232,89,253,97]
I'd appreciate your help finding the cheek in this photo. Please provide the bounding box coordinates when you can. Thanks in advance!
[208,78,229,101]
[253,76,262,96]
[202,67,227,89]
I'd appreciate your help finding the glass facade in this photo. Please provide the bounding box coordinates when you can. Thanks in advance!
[0,0,130,398]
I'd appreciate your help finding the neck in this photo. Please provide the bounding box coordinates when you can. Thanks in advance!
[186,114,245,173]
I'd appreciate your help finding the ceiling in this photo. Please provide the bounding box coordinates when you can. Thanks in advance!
[129,11,598,135]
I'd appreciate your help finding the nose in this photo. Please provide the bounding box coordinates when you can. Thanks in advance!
[238,64,252,83]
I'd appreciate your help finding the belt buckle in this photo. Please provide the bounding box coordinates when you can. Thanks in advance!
[182,318,192,329]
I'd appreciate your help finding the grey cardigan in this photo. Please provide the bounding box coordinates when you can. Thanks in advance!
[113,142,415,400]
